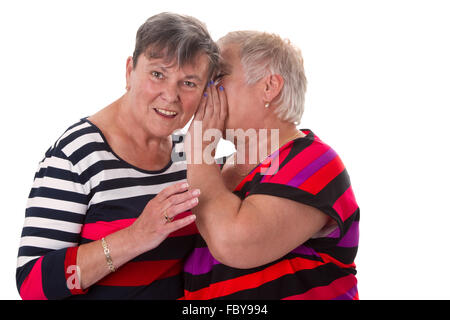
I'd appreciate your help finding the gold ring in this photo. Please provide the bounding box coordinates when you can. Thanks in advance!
[164,212,173,223]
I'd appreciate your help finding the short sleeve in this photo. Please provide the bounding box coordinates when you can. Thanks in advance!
[246,138,359,243]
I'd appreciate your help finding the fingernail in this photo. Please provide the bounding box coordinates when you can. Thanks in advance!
[191,198,198,204]
[219,86,224,91]
[189,214,196,220]
[203,92,208,97]
[182,182,189,188]
[192,189,201,196]
[209,80,214,85]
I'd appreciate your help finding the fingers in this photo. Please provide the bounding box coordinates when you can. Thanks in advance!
[217,85,228,121]
[165,196,199,220]
[163,188,200,218]
[194,90,208,121]
[157,181,189,202]
[164,213,196,233]
[210,81,220,117]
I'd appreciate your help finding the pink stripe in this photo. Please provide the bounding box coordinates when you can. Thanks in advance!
[332,186,358,221]
[20,257,47,300]
[81,219,135,240]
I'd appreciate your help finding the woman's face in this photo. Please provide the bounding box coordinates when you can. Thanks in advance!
[126,52,210,138]
[218,44,264,132]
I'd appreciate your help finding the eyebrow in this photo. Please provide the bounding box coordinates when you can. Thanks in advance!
[146,64,204,82]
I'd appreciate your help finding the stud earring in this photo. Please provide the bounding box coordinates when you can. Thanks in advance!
[264,102,270,108]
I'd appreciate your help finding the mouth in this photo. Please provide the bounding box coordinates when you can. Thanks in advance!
[153,107,178,119]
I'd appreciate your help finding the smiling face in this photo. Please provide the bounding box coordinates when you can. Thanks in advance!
[125,52,210,138]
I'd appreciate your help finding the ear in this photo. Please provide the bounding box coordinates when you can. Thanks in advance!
[125,56,134,90]
[262,74,284,104]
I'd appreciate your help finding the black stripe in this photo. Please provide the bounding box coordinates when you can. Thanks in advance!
[70,142,110,165]
[35,166,80,184]
[217,264,350,300]
[21,227,80,243]
[66,275,184,300]
[25,207,85,224]
[91,169,186,194]
[29,187,88,204]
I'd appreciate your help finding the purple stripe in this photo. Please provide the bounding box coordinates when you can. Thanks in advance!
[287,148,337,188]
[292,245,320,257]
[333,285,358,300]
[261,148,281,182]
[337,221,359,247]
[183,247,219,275]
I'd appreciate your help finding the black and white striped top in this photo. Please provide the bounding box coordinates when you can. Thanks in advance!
[16,118,197,299]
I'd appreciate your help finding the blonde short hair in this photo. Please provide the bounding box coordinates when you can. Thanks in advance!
[219,31,307,124]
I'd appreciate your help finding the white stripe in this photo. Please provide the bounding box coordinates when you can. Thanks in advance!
[37,155,72,172]
[23,217,82,234]
[27,197,87,215]
[19,236,76,251]
[75,150,118,175]
[33,176,85,194]
[16,256,41,268]
[54,121,91,149]
[62,132,104,157]
[87,161,186,189]
[88,180,186,206]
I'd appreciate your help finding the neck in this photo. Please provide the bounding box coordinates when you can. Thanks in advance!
[232,122,302,167]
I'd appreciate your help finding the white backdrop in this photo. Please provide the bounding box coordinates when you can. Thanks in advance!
[1,0,449,300]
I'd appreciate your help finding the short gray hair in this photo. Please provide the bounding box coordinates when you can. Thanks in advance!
[219,31,307,124]
[133,12,220,79]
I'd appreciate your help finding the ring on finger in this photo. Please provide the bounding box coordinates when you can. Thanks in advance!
[164,211,174,223]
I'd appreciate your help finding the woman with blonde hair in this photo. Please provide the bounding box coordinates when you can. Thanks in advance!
[184,31,360,299]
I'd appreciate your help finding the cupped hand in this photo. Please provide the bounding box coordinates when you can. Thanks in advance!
[187,82,228,162]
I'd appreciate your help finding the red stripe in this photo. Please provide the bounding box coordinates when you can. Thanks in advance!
[183,256,324,300]
[19,257,47,300]
[319,252,356,270]
[266,144,330,185]
[81,211,197,241]
[333,186,358,221]
[97,259,182,286]
[282,274,357,300]
[64,246,88,295]
[299,156,345,195]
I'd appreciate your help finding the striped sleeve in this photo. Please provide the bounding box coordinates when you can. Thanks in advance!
[16,124,90,300]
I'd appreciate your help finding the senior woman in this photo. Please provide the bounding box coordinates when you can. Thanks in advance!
[184,31,360,299]
[16,12,219,299]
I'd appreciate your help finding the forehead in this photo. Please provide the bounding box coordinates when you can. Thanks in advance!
[139,52,210,78]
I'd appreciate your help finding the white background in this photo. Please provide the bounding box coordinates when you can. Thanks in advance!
[1,0,449,300]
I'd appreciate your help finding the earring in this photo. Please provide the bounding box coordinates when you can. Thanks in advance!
[264,102,270,108]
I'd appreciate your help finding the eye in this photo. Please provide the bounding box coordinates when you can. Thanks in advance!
[151,71,164,79]
[184,81,197,88]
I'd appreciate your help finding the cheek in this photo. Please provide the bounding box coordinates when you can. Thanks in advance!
[181,93,202,115]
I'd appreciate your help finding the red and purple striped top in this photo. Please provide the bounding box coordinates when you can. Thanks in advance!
[183,130,359,300]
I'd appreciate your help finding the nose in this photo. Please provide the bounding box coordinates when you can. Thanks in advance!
[160,82,180,104]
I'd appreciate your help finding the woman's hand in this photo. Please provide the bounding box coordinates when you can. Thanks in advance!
[187,82,228,163]
[128,182,199,252]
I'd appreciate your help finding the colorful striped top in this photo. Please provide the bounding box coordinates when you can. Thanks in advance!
[16,118,197,299]
[183,130,359,300]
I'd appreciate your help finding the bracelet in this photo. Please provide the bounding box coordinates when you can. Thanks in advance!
[101,237,116,273]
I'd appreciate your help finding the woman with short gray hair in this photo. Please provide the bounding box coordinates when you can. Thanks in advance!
[16,12,219,299]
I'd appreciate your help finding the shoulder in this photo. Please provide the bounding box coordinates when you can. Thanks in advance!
[261,129,347,195]
[47,118,107,163]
